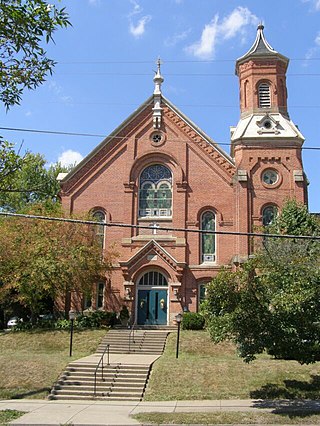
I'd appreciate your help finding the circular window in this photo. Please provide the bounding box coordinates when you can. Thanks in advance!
[262,169,279,186]
[263,120,272,129]
[150,131,165,147]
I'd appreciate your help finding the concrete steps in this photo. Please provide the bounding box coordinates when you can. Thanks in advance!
[50,363,150,401]
[97,329,168,354]
[49,329,170,401]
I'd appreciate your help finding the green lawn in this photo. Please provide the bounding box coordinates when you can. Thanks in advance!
[133,411,320,425]
[0,329,106,399]
[0,409,26,424]
[145,330,320,400]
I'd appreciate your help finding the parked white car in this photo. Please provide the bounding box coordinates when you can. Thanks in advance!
[7,317,22,328]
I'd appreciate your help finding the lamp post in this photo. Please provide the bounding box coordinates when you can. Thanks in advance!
[69,310,76,357]
[175,313,182,359]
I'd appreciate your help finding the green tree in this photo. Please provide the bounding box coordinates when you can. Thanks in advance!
[0,0,70,109]
[202,200,320,364]
[0,203,116,322]
[0,150,70,211]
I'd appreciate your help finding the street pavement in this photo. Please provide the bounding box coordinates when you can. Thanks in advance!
[1,398,320,425]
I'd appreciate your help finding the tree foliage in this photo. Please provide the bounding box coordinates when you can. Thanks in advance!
[202,200,320,364]
[0,148,69,211]
[0,203,116,321]
[0,0,70,109]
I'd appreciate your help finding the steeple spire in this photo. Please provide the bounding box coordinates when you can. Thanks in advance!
[152,57,164,129]
[236,24,289,76]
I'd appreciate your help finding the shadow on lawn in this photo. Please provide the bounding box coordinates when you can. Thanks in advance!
[251,374,320,417]
[1,387,50,399]
[250,374,320,400]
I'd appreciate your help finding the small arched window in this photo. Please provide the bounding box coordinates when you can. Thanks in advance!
[139,164,172,218]
[262,205,277,226]
[201,211,216,263]
[92,210,105,249]
[258,82,271,108]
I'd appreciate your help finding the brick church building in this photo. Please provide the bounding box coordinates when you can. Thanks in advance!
[59,25,307,325]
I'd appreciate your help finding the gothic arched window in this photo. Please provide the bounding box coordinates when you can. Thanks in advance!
[92,210,105,249]
[201,211,216,263]
[139,164,172,218]
[262,205,277,226]
[258,82,271,108]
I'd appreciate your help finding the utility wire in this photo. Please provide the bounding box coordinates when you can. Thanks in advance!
[0,126,319,151]
[0,211,319,241]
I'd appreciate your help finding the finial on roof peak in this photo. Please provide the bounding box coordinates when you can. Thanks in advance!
[153,57,164,93]
[152,57,164,129]
[257,22,264,31]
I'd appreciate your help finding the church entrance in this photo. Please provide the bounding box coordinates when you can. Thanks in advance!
[136,271,168,325]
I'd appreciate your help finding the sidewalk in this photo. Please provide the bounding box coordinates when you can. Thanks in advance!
[1,398,320,425]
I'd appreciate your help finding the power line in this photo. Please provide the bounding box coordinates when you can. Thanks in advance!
[0,211,319,241]
[56,58,320,64]
[0,126,319,151]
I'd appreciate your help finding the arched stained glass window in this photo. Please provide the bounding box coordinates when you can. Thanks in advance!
[258,82,271,108]
[139,164,172,217]
[262,205,277,226]
[201,211,216,263]
[92,210,105,249]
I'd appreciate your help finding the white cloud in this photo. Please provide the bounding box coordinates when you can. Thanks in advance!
[128,0,151,38]
[58,150,83,167]
[185,7,259,59]
[186,16,219,59]
[302,0,320,11]
[305,32,320,61]
[129,15,151,38]
[165,29,191,47]
[47,81,73,105]
[128,0,142,16]
[88,0,100,5]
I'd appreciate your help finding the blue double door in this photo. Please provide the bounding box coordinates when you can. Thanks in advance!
[137,288,167,325]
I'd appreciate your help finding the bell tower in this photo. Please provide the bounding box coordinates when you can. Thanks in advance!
[231,25,308,258]
[236,24,289,118]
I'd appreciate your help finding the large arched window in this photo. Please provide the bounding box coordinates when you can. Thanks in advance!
[262,205,277,226]
[92,210,105,249]
[201,211,216,263]
[258,82,271,108]
[139,164,172,218]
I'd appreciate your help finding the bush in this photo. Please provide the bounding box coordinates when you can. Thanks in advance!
[182,312,205,330]
[76,311,116,329]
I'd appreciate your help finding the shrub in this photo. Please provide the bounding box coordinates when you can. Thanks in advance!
[182,312,205,330]
[76,311,116,329]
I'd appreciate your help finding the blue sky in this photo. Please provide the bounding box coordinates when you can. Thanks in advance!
[1,0,320,211]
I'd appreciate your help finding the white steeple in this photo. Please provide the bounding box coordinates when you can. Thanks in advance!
[152,58,164,129]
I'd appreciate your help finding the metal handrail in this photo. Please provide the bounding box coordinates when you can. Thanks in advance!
[128,320,136,353]
[94,344,110,397]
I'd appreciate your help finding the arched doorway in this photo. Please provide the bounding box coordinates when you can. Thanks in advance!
[137,271,168,325]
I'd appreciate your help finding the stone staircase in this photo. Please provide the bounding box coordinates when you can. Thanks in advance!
[49,329,170,401]
[96,329,169,354]
[49,363,150,401]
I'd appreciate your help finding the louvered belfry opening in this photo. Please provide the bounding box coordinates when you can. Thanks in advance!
[258,82,271,108]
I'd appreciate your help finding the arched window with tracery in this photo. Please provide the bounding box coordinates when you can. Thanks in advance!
[258,82,271,108]
[201,211,216,263]
[92,210,105,249]
[139,164,172,218]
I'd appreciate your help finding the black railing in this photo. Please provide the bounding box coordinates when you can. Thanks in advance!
[128,320,136,353]
[93,344,110,397]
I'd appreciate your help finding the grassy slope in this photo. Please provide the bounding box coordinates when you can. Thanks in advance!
[145,330,320,400]
[0,329,106,399]
[133,412,320,425]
